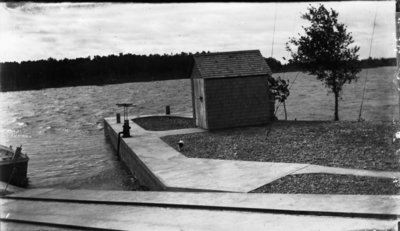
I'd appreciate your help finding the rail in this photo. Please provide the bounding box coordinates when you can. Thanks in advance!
[2,196,398,221]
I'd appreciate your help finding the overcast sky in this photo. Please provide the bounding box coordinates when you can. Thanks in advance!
[0,1,395,63]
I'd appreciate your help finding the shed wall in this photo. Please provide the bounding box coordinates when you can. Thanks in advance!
[204,76,270,130]
[193,78,208,129]
[190,65,208,128]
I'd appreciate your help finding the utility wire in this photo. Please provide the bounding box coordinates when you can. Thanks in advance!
[274,9,299,119]
[270,3,277,58]
[266,3,298,137]
[266,3,279,138]
[357,5,378,122]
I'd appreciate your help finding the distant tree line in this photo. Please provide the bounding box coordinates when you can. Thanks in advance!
[266,57,396,73]
[0,52,198,92]
[0,52,395,92]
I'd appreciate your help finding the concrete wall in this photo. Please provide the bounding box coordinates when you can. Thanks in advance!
[204,75,270,130]
[103,119,166,191]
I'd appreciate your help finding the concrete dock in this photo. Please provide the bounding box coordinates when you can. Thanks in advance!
[104,115,313,192]
[1,189,399,230]
[103,115,400,192]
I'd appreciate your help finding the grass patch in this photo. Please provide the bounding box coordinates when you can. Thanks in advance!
[251,174,399,195]
[133,116,195,131]
[161,121,400,171]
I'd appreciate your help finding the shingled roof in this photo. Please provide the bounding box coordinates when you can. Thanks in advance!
[193,50,272,79]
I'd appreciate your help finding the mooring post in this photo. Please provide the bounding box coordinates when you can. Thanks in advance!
[166,105,170,115]
[116,103,134,137]
[116,113,121,124]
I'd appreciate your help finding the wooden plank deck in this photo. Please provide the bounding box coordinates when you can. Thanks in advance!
[1,189,398,231]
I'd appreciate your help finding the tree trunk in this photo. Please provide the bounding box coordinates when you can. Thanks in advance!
[334,91,339,121]
[283,101,287,120]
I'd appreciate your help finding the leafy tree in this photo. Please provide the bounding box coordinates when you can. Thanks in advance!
[286,4,361,121]
[269,76,290,120]
[265,57,283,73]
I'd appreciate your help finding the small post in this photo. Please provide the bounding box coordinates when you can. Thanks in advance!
[178,140,184,151]
[116,113,121,124]
[166,105,170,115]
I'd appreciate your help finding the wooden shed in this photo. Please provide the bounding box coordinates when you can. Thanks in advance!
[190,50,273,130]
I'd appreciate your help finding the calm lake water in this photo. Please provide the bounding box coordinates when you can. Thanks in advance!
[0,79,192,190]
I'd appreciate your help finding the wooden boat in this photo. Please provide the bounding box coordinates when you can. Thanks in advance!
[0,145,29,187]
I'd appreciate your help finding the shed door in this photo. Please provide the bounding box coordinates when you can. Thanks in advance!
[193,79,207,129]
